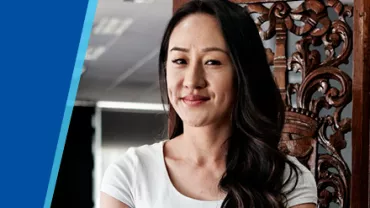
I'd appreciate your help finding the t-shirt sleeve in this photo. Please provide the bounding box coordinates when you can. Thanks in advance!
[282,156,318,207]
[100,148,137,208]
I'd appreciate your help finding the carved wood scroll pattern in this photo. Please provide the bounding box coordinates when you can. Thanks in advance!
[241,1,353,207]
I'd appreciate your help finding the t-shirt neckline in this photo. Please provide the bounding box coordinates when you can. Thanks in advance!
[157,140,225,204]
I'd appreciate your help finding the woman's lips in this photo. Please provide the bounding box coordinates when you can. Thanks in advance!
[181,95,210,106]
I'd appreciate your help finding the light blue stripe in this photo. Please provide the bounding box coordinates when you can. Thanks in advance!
[43,0,98,207]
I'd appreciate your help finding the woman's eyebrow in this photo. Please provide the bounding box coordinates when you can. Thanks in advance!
[170,47,189,52]
[170,46,228,54]
[201,47,228,54]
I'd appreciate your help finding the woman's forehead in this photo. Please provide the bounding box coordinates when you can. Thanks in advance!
[168,13,227,50]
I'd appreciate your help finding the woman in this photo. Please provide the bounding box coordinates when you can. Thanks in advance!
[100,0,317,207]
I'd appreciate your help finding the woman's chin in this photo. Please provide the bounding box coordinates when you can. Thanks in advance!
[182,118,209,127]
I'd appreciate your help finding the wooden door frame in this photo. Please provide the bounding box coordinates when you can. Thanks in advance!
[352,0,370,207]
[172,0,370,207]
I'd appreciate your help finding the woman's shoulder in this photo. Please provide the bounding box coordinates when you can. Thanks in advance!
[109,140,165,170]
[100,140,166,206]
[282,155,318,207]
[285,155,313,175]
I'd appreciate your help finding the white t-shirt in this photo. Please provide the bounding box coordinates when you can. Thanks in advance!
[101,141,317,208]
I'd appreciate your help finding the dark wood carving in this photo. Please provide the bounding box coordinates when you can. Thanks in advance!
[240,0,353,207]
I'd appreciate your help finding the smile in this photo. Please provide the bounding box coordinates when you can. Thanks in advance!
[181,95,210,106]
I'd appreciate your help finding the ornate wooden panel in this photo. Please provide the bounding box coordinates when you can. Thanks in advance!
[236,1,354,207]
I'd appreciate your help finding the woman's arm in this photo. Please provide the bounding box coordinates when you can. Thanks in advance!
[100,148,137,208]
[100,192,130,208]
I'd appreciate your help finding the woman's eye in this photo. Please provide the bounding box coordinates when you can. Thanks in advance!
[172,59,187,65]
[205,60,221,65]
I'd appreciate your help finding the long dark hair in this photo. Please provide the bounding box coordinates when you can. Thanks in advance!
[158,0,299,207]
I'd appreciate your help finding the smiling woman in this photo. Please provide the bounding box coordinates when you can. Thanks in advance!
[99,0,318,208]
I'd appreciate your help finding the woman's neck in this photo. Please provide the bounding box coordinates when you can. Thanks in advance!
[178,122,231,165]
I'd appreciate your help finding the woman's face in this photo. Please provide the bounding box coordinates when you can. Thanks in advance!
[166,13,234,127]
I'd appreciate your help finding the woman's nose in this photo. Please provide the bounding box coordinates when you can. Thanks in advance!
[183,63,206,89]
